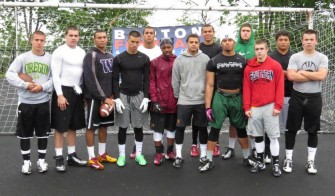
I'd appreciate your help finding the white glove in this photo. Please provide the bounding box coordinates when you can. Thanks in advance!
[139,98,150,113]
[113,98,125,113]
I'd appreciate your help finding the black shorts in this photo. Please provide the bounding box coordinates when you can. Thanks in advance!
[51,86,86,133]
[176,104,207,127]
[286,90,322,133]
[86,99,114,130]
[150,112,177,133]
[16,102,50,139]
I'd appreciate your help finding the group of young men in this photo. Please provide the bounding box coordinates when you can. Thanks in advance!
[6,23,328,177]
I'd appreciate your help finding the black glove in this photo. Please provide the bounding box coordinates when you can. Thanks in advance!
[152,102,162,113]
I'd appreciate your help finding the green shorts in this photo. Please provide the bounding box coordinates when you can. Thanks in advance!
[208,91,246,129]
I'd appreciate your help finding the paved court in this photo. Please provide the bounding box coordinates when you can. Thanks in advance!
[0,133,334,196]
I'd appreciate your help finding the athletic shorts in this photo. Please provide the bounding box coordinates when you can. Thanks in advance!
[286,90,322,133]
[279,97,290,131]
[51,86,86,132]
[209,91,246,129]
[86,99,114,130]
[176,104,207,127]
[115,92,148,128]
[16,101,50,139]
[247,103,280,138]
[150,112,177,133]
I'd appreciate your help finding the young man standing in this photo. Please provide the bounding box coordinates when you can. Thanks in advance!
[150,38,178,165]
[112,30,150,167]
[284,29,328,174]
[172,34,209,168]
[83,30,117,170]
[6,31,53,174]
[51,26,87,172]
[243,39,284,177]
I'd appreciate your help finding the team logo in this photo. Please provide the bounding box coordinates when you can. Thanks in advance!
[301,61,316,72]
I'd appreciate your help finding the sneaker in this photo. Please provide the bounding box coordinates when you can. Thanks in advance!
[165,151,176,160]
[98,153,117,163]
[306,160,317,174]
[190,145,199,157]
[130,145,136,159]
[37,159,48,173]
[272,163,282,177]
[116,156,126,167]
[135,154,147,166]
[67,153,87,166]
[198,159,214,173]
[264,153,272,164]
[22,160,32,175]
[213,144,220,157]
[250,161,266,173]
[283,159,293,173]
[173,157,184,168]
[54,155,66,173]
[251,148,257,159]
[199,156,207,163]
[154,153,164,166]
[243,157,256,167]
[222,147,235,160]
[88,157,104,170]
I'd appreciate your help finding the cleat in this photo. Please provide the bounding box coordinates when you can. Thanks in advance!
[135,154,147,166]
[98,153,117,163]
[198,159,214,173]
[243,157,256,167]
[306,160,317,174]
[154,153,164,166]
[173,157,184,168]
[116,156,126,167]
[54,155,66,173]
[165,151,176,160]
[199,156,207,163]
[130,145,136,159]
[190,145,199,157]
[222,147,235,160]
[22,160,32,175]
[88,157,104,170]
[272,163,282,177]
[67,153,87,166]
[250,161,266,173]
[37,159,48,173]
[213,144,220,157]
[283,159,293,173]
[264,153,272,164]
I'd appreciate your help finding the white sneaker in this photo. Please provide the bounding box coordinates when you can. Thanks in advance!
[37,159,48,173]
[264,154,272,164]
[306,160,317,174]
[22,160,32,174]
[283,159,293,173]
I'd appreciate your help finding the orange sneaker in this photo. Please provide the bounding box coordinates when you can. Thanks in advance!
[98,152,117,163]
[88,158,104,170]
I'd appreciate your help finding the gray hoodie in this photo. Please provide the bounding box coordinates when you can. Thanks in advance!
[172,49,209,105]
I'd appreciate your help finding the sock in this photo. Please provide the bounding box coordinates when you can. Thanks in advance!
[38,149,47,159]
[307,147,317,161]
[87,146,95,159]
[55,148,63,156]
[228,137,236,149]
[242,149,250,159]
[272,155,279,165]
[285,149,293,160]
[269,138,280,156]
[67,146,75,154]
[118,144,125,156]
[135,141,143,155]
[176,144,183,158]
[37,138,47,159]
[155,145,163,153]
[98,142,106,155]
[167,145,174,154]
[200,144,207,158]
[250,138,255,149]
[21,150,31,161]
[206,151,213,161]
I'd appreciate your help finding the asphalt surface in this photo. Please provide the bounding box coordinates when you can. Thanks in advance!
[0,133,334,196]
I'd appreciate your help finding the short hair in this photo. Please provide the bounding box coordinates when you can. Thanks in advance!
[93,30,107,38]
[275,30,291,41]
[201,24,215,32]
[143,26,155,34]
[186,33,200,42]
[255,39,268,48]
[30,30,45,40]
[65,25,80,36]
[128,30,141,39]
[240,23,252,31]
[302,29,318,40]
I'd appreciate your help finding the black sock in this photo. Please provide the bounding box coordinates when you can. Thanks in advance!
[155,145,163,153]
[38,138,48,159]
[257,152,264,163]
[272,155,279,165]
[20,139,30,161]
[167,145,174,154]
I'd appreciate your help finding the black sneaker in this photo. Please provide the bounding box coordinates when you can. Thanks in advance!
[199,156,207,163]
[222,147,235,160]
[198,159,214,173]
[250,161,266,173]
[243,157,256,167]
[173,157,184,168]
[272,163,282,177]
[67,153,87,166]
[54,155,66,173]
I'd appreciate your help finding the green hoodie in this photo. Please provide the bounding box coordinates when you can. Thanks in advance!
[234,25,256,60]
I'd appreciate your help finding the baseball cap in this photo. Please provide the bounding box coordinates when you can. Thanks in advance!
[221,33,236,42]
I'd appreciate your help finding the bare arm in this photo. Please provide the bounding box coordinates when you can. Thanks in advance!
[205,71,215,108]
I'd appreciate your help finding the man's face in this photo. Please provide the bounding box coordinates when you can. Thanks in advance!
[221,38,235,52]
[94,32,108,49]
[240,27,252,41]
[276,35,290,51]
[127,35,141,53]
[65,30,80,48]
[254,43,268,60]
[161,44,173,57]
[201,26,214,42]
[31,34,46,51]
[302,33,317,51]
[187,37,200,53]
[143,28,155,44]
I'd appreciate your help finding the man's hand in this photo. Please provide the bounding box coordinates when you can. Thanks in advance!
[245,110,252,118]
[57,95,69,111]
[206,108,215,122]
[272,109,280,116]
[26,82,35,91]
[139,98,150,113]
[29,84,43,93]
[113,98,125,113]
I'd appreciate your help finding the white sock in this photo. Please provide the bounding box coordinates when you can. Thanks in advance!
[98,142,106,156]
[175,144,183,158]
[228,137,236,149]
[285,149,293,160]
[307,147,317,161]
[55,148,63,156]
[118,144,125,156]
[255,141,265,153]
[87,146,95,159]
[269,138,280,156]
[250,138,255,149]
[135,141,143,155]
[200,144,207,158]
[67,146,75,154]
[153,132,163,142]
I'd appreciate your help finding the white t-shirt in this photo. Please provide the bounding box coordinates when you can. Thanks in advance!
[138,45,161,61]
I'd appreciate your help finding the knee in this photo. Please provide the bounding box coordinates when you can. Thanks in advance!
[208,127,220,142]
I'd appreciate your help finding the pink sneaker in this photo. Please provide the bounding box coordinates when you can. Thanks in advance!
[154,153,164,166]
[165,151,176,160]
[213,144,220,157]
[130,145,136,159]
[190,145,199,157]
